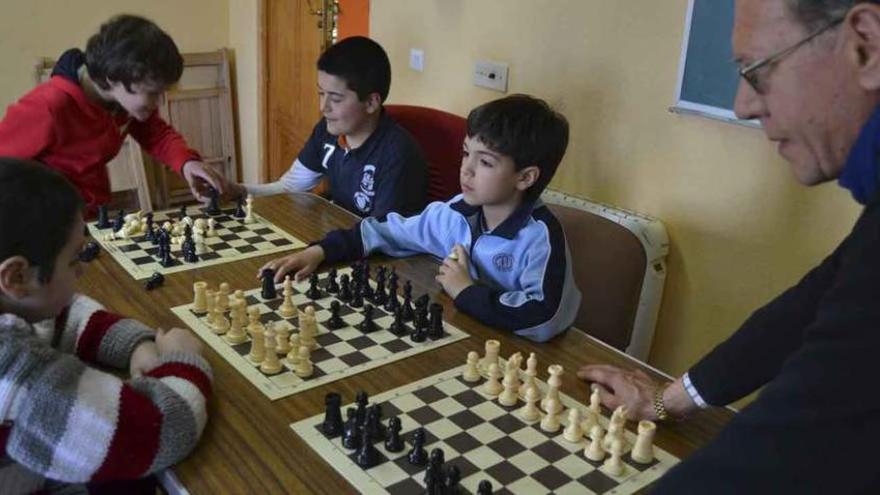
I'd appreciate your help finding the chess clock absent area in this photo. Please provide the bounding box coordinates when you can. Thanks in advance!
[87,194,307,280]
[171,264,470,400]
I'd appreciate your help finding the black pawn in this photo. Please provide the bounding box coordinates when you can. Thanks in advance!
[350,287,364,308]
[326,267,339,293]
[359,304,377,333]
[354,391,369,427]
[260,269,278,299]
[407,428,428,466]
[365,403,386,442]
[144,213,155,242]
[477,480,493,495]
[158,235,175,267]
[182,226,198,263]
[445,465,462,493]
[403,280,413,300]
[385,417,404,452]
[205,186,222,215]
[341,408,360,450]
[95,205,110,229]
[112,209,126,233]
[306,272,322,299]
[338,274,352,302]
[401,291,415,322]
[425,448,446,494]
[389,307,407,335]
[354,425,380,469]
[326,301,345,329]
[144,272,165,290]
[428,303,444,340]
[322,393,343,437]
[372,277,387,305]
[233,195,246,218]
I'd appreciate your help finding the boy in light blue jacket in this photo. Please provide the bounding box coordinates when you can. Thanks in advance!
[262,95,581,342]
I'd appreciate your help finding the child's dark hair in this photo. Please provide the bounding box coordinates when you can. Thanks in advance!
[0,158,83,283]
[85,15,183,91]
[467,95,569,202]
[317,36,391,103]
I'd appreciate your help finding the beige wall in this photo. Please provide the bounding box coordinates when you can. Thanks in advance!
[228,0,262,184]
[370,0,862,376]
[0,1,229,109]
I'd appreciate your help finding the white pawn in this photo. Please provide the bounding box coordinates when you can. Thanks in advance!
[224,301,248,344]
[540,397,562,432]
[563,408,584,443]
[483,363,503,396]
[520,352,538,399]
[275,325,291,354]
[234,291,248,327]
[580,407,599,435]
[244,195,256,224]
[248,325,266,364]
[481,339,500,374]
[286,334,302,366]
[207,218,217,237]
[260,324,283,374]
[631,420,656,464]
[294,346,313,377]
[601,438,625,477]
[604,414,628,451]
[211,296,229,335]
[518,385,541,422]
[589,385,602,415]
[192,281,208,314]
[278,276,296,318]
[247,306,264,336]
[216,282,230,311]
[585,424,606,461]
[462,351,481,382]
[498,357,521,406]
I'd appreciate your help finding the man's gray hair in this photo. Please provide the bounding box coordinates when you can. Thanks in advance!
[787,0,877,29]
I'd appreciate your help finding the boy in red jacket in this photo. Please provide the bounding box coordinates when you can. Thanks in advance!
[0,14,230,215]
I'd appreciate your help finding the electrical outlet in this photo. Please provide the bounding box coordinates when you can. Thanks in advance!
[473,60,509,92]
[409,48,425,72]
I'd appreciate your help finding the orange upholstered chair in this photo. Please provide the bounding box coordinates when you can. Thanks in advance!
[386,104,467,203]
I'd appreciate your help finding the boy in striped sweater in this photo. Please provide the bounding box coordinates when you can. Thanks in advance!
[0,158,212,493]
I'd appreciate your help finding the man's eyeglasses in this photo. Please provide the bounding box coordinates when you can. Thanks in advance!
[738,18,843,94]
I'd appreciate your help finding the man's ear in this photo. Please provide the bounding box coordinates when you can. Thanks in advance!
[364,93,383,114]
[845,3,880,90]
[516,166,541,191]
[0,256,36,299]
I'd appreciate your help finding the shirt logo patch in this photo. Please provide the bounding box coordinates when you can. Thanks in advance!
[493,253,515,272]
[353,164,377,213]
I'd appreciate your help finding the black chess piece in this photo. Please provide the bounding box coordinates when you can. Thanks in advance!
[415,294,430,311]
[401,291,415,322]
[476,480,493,495]
[338,274,352,302]
[364,404,386,442]
[205,186,222,215]
[143,213,155,242]
[233,195,246,218]
[144,272,165,290]
[415,305,429,332]
[95,205,110,229]
[350,287,364,308]
[384,417,404,452]
[428,303,444,340]
[360,278,374,300]
[306,272,322,299]
[260,269,278,299]
[358,304,377,333]
[383,291,399,313]
[326,267,339,293]
[179,204,188,219]
[403,280,413,299]
[182,225,198,263]
[322,393,344,437]
[445,465,462,494]
[354,391,369,427]
[407,428,428,466]
[326,301,345,329]
[425,448,446,495]
[158,234,175,267]
[112,209,125,233]
[372,277,387,305]
[341,408,360,450]
[79,241,100,262]
[354,425,380,469]
[410,323,427,343]
[389,307,407,335]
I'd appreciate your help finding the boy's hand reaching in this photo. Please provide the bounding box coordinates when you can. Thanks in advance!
[155,327,204,357]
[258,245,326,283]
[129,340,161,378]
[182,160,230,202]
[436,244,474,299]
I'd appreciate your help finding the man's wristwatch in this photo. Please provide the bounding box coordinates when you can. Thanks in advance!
[653,386,670,421]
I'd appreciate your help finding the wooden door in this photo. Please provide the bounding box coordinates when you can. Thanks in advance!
[264,0,333,182]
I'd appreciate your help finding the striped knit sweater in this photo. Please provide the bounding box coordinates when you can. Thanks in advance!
[0,294,212,494]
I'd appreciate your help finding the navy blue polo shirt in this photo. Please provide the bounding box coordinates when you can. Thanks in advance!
[298,112,428,217]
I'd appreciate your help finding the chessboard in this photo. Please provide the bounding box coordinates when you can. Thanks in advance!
[292,354,679,495]
[86,204,307,280]
[171,266,470,400]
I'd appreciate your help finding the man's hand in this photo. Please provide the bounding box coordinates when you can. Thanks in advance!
[129,340,161,378]
[435,244,474,299]
[155,327,204,356]
[259,245,326,283]
[182,160,229,202]
[577,365,697,421]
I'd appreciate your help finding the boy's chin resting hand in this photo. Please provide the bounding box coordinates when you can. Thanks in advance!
[436,251,475,299]
[129,340,161,378]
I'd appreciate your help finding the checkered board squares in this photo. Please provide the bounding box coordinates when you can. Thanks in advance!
[292,363,679,495]
[171,267,469,400]
[87,205,306,280]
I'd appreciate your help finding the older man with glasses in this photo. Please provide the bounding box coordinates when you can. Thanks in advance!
[579,0,880,492]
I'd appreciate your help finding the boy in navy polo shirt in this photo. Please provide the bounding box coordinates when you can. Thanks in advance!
[260,95,581,342]
[235,36,427,218]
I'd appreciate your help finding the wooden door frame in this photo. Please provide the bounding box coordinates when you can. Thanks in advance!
[258,0,268,183]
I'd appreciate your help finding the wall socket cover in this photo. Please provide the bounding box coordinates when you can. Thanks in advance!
[473,60,509,92]
[409,48,425,72]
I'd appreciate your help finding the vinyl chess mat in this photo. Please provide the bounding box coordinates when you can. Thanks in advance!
[292,363,679,494]
[171,268,470,400]
[87,205,307,280]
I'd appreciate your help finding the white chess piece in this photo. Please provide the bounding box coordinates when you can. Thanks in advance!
[216,282,230,311]
[244,195,256,224]
[563,408,584,443]
[260,323,283,374]
[462,351,481,382]
[585,424,606,461]
[279,276,296,318]
[294,346,313,377]
[520,352,538,399]
[631,420,656,464]
[299,306,317,350]
[275,325,291,354]
[192,281,208,314]
[248,325,266,364]
[224,301,248,344]
[518,384,541,422]
[207,218,217,237]
[540,397,562,432]
[604,414,628,451]
[286,334,302,366]
[247,306,265,336]
[211,296,229,335]
[481,339,500,373]
[498,356,521,406]
[589,385,602,415]
[541,365,564,415]
[580,407,599,435]
[483,363,503,396]
[601,438,625,477]
[204,289,217,326]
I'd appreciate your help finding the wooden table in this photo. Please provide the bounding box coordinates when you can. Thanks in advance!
[78,193,733,494]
